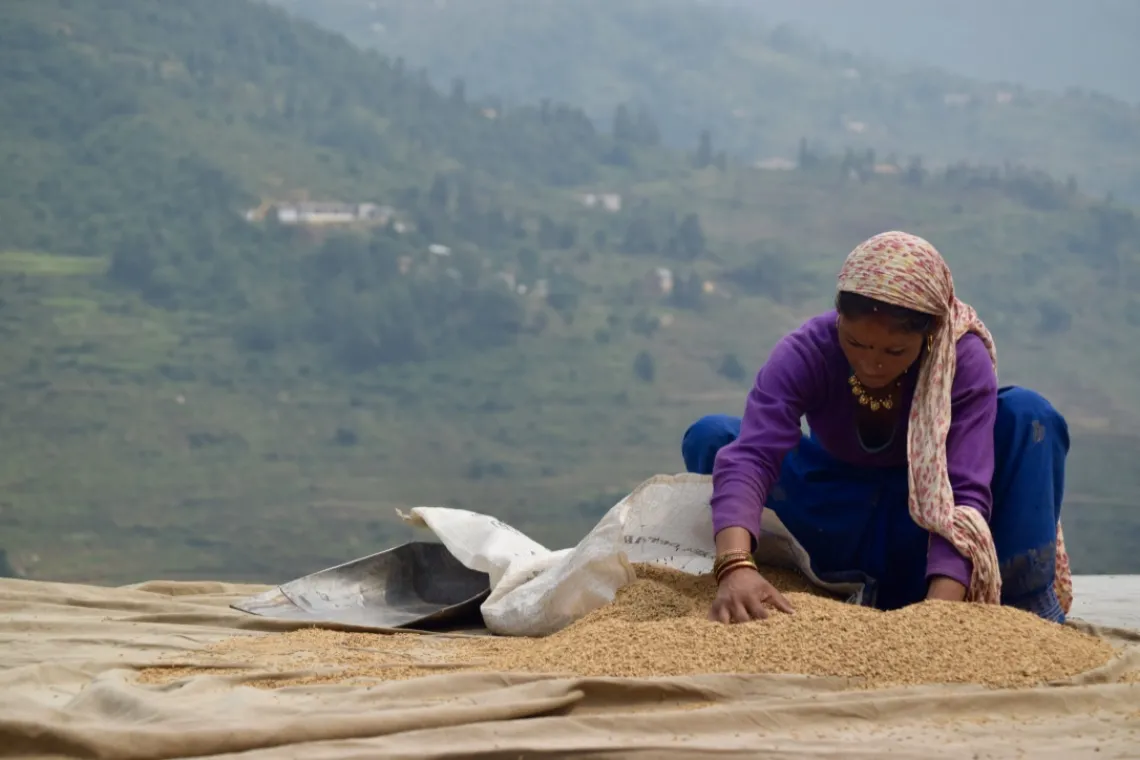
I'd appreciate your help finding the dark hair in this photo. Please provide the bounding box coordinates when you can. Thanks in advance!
[835,291,935,334]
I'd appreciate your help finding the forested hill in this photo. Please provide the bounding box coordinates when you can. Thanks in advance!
[271,0,1140,204]
[2,0,676,365]
[2,0,1140,585]
[2,0,654,287]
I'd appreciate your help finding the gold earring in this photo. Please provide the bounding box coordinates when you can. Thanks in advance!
[927,333,934,353]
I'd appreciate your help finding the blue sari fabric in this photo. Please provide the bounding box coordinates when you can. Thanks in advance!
[682,386,1069,622]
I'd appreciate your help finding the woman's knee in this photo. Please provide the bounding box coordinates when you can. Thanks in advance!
[681,414,741,473]
[996,386,1070,452]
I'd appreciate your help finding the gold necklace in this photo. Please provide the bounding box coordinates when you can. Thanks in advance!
[848,373,901,412]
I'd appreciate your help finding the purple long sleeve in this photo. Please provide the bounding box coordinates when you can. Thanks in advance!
[924,334,999,587]
[710,324,828,541]
[708,312,1000,590]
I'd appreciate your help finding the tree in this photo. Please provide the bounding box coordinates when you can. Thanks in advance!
[450,77,466,106]
[632,107,661,146]
[717,353,748,382]
[633,350,656,383]
[0,548,19,579]
[1036,300,1072,335]
[621,217,657,254]
[428,174,449,211]
[613,104,634,141]
[517,247,540,280]
[694,130,713,169]
[669,272,705,310]
[797,137,823,169]
[108,234,160,291]
[455,176,478,219]
[539,215,575,248]
[904,156,926,186]
[672,213,706,260]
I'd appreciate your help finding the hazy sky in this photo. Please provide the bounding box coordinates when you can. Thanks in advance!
[733,0,1140,102]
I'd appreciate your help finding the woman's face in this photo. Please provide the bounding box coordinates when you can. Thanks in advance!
[837,313,926,389]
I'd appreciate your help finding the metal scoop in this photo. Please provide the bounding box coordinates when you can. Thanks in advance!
[231,541,491,631]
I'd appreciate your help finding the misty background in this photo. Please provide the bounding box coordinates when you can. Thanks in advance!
[1,0,1137,585]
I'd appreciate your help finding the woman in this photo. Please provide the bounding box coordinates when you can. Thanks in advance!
[682,231,1071,625]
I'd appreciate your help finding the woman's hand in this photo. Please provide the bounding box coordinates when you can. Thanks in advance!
[708,566,795,624]
[926,576,967,602]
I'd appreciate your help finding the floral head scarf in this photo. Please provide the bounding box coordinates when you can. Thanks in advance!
[836,231,1072,613]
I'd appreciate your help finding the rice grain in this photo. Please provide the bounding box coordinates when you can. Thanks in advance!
[138,563,1119,690]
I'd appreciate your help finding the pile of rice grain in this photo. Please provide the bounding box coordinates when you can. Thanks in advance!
[138,563,1117,690]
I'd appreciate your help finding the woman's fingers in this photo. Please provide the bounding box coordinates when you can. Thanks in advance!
[709,600,732,624]
[743,593,770,620]
[766,587,796,615]
[709,575,796,624]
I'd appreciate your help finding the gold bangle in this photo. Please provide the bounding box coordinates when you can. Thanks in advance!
[713,550,752,574]
[715,557,758,584]
[715,550,751,559]
[713,555,754,579]
[716,563,757,585]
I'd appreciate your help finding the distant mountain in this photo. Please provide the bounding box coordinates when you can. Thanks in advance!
[271,0,1140,203]
[723,0,1140,105]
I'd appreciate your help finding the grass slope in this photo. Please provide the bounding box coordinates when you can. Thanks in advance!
[0,0,1138,585]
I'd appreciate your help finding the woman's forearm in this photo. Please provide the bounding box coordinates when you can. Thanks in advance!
[714,526,754,556]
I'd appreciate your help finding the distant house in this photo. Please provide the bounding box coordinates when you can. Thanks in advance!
[580,192,623,212]
[275,202,355,225]
[754,157,796,171]
[496,271,517,291]
[248,201,396,226]
[645,267,674,296]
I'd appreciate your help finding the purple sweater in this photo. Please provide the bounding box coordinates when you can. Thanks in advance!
[711,311,998,588]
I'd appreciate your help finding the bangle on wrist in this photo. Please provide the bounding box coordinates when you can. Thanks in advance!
[713,549,752,576]
[715,557,758,584]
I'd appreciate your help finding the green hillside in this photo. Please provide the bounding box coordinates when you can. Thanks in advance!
[1,0,1138,586]
[271,0,1140,204]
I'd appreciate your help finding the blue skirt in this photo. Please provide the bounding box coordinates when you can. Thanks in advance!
[681,386,1069,622]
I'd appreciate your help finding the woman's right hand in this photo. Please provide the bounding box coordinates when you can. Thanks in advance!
[708,567,795,624]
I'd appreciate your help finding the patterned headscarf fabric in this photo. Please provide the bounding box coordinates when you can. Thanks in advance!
[836,231,1072,613]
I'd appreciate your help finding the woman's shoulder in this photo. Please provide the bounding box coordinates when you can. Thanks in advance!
[784,310,840,348]
[755,312,842,408]
[954,331,997,391]
[761,311,843,382]
[767,311,842,365]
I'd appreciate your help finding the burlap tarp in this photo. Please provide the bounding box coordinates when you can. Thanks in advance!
[2,576,1138,759]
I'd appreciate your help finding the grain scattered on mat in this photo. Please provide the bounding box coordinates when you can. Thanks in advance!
[138,563,1116,690]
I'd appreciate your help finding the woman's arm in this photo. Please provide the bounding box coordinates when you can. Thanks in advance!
[711,327,826,547]
[926,333,999,594]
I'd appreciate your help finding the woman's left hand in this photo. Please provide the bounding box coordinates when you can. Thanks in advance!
[926,576,967,602]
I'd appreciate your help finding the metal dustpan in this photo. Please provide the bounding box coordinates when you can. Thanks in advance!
[232,541,491,630]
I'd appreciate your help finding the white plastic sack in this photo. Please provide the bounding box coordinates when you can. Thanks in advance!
[401,473,864,637]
